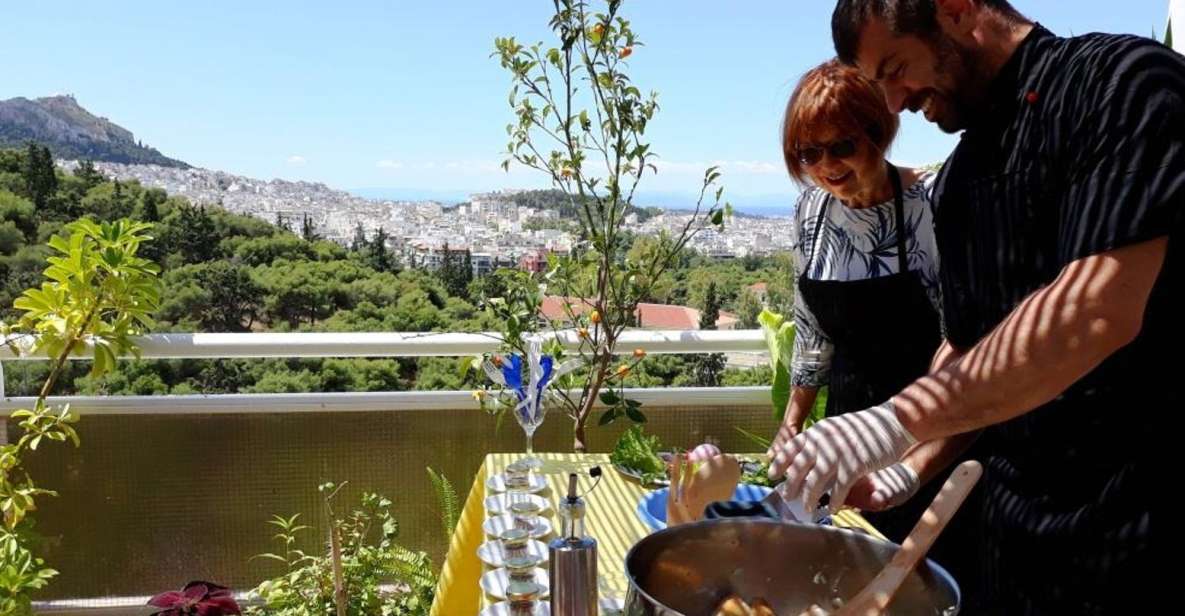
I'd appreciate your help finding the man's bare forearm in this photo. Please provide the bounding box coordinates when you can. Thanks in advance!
[902,431,981,485]
[895,238,1167,441]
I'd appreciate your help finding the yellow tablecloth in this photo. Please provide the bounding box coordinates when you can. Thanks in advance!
[430,453,882,615]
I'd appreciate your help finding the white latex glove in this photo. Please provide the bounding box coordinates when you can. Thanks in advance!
[767,402,917,515]
[851,463,920,511]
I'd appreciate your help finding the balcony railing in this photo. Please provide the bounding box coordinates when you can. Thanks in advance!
[1,330,774,614]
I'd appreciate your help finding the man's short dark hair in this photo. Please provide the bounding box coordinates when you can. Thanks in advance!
[832,0,1020,65]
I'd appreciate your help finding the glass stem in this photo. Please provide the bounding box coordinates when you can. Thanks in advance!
[525,432,534,456]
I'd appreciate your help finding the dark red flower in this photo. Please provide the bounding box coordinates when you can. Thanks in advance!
[1025,90,1039,104]
[148,581,241,616]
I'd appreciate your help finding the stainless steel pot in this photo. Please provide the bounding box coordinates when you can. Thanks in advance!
[624,518,959,615]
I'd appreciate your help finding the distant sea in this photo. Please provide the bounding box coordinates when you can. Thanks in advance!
[349,187,796,218]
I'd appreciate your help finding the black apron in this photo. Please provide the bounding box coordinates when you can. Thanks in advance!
[797,163,983,603]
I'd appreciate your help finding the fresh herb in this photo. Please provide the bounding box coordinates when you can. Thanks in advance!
[609,425,667,485]
[735,427,780,488]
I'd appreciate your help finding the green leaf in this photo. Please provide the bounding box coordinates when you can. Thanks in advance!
[711,209,724,225]
[758,309,796,418]
[771,362,790,421]
[457,355,479,380]
[599,390,620,406]
[735,426,772,450]
[598,408,619,426]
[625,406,647,423]
[609,425,665,476]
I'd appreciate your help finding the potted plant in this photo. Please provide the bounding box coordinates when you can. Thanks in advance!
[482,0,729,452]
[0,218,161,614]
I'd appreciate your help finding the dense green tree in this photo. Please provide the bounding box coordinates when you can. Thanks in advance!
[187,360,251,393]
[173,204,219,264]
[209,206,275,239]
[0,191,36,239]
[0,220,27,255]
[0,144,791,397]
[73,160,104,189]
[0,244,51,320]
[79,181,136,220]
[626,235,678,303]
[138,187,166,222]
[437,243,473,300]
[736,288,762,329]
[350,222,368,253]
[721,365,773,386]
[158,261,265,331]
[233,234,316,267]
[300,213,320,242]
[321,358,407,391]
[367,226,394,273]
[22,143,57,211]
[468,269,509,305]
[246,368,321,393]
[691,282,727,387]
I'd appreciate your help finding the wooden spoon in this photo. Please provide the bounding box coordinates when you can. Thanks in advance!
[801,460,983,616]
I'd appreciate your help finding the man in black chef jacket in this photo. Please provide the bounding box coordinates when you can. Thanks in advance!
[767,1,1183,613]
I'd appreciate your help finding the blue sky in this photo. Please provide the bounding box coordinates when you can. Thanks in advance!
[0,1,1173,212]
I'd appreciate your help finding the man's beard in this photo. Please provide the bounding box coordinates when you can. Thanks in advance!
[929,34,987,133]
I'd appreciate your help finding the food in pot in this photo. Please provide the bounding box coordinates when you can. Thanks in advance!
[713,594,754,616]
[712,594,779,616]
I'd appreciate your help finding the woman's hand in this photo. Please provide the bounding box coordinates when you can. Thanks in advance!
[770,387,819,453]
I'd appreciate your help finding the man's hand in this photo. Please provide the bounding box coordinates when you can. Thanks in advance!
[768,403,916,515]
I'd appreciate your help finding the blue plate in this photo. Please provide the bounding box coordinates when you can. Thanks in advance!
[637,484,773,531]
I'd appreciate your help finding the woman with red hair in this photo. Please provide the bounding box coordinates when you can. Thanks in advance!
[769,60,977,571]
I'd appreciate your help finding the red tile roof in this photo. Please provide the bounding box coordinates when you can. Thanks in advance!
[539,296,737,330]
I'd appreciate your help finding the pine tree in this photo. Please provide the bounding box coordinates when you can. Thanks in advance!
[699,282,721,330]
[350,223,367,253]
[737,289,762,329]
[74,160,103,189]
[435,243,473,299]
[438,242,454,281]
[177,204,218,264]
[140,189,164,222]
[23,143,58,211]
[692,281,727,387]
[301,214,320,242]
[369,227,393,272]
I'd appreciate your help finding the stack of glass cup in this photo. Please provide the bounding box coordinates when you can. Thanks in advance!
[481,459,551,615]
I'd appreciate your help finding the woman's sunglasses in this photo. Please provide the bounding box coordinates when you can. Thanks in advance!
[797,138,857,166]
